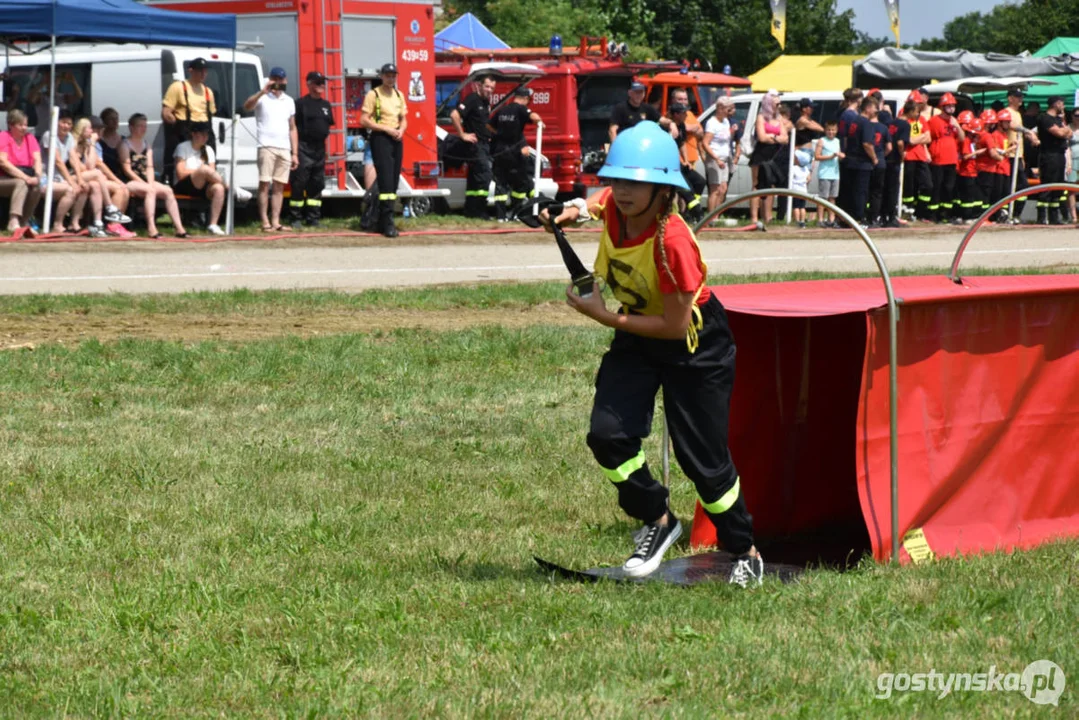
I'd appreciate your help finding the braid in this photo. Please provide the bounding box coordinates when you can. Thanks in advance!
[655,191,678,286]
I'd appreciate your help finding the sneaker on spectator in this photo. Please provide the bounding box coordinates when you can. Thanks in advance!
[207,224,226,236]
[105,222,137,238]
[234,186,253,202]
[104,206,132,224]
[88,223,109,239]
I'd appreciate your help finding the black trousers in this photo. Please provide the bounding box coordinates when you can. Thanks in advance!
[370,132,403,231]
[882,163,902,221]
[849,168,872,222]
[492,142,534,218]
[586,297,755,554]
[977,172,1009,219]
[679,166,708,219]
[465,139,493,217]
[929,164,958,220]
[867,166,886,222]
[956,175,980,219]
[1038,153,1067,210]
[837,164,852,214]
[288,143,326,223]
[903,161,933,219]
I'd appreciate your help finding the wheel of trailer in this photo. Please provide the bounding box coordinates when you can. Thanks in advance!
[408,197,433,218]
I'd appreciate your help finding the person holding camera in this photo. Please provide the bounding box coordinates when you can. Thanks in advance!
[162,58,216,185]
[244,67,298,232]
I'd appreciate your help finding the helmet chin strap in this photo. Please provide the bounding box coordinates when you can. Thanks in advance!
[625,185,667,219]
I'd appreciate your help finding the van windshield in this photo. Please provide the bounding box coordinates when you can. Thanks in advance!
[577,75,632,170]
[201,61,261,118]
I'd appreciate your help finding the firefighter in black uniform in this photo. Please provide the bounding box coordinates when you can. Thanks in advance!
[361,63,408,237]
[450,74,495,219]
[1036,95,1074,225]
[289,70,334,227]
[490,87,543,221]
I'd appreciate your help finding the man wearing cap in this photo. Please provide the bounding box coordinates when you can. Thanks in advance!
[450,74,494,220]
[362,63,408,235]
[927,93,965,224]
[244,67,298,231]
[608,82,665,143]
[1005,88,1038,222]
[289,70,335,228]
[162,57,217,184]
[490,86,543,221]
[1035,95,1074,225]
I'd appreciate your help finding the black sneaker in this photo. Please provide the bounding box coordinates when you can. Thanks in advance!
[623,513,682,578]
[729,553,764,587]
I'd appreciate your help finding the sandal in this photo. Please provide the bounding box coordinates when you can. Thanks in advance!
[261,224,274,232]
[149,232,164,240]
[175,232,190,239]
[272,225,287,232]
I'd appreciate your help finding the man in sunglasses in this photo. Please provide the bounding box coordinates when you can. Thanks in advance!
[289,70,335,228]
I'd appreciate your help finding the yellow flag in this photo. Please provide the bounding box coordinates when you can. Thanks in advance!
[770,0,787,50]
[884,0,900,47]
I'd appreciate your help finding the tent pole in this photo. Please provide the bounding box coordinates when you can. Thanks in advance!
[43,34,58,234]
[785,126,795,224]
[226,47,237,235]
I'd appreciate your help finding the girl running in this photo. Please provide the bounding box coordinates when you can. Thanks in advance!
[541,121,762,586]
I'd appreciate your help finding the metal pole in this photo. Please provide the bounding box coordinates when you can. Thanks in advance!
[948,182,1079,283]
[533,120,543,213]
[696,189,902,563]
[785,125,796,224]
[1007,142,1021,220]
[897,161,905,220]
[43,35,57,234]
[225,47,237,235]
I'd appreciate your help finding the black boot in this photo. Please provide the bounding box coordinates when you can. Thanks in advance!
[379,200,398,238]
[1036,207,1049,226]
[360,193,379,231]
[1049,207,1067,226]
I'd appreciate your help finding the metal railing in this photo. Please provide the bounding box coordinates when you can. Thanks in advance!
[659,189,903,561]
[948,182,1079,282]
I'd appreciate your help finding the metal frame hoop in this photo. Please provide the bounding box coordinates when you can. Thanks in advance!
[658,189,903,562]
[948,182,1079,283]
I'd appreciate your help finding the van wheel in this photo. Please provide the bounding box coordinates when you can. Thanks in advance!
[408,197,433,218]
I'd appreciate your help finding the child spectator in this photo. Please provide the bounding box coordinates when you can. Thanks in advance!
[790,148,812,228]
[814,120,842,227]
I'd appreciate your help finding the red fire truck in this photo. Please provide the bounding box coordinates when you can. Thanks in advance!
[435,38,680,199]
[146,0,446,211]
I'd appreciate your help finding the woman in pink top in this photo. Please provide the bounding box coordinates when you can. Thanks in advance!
[0,109,44,234]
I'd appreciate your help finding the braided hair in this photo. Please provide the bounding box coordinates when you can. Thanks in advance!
[653,189,679,287]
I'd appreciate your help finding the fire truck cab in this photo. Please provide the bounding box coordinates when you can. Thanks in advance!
[436,38,678,200]
[433,61,557,209]
[642,70,753,117]
[146,0,448,213]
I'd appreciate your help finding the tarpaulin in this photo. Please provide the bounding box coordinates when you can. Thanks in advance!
[854,48,1079,89]
[690,275,1079,564]
[748,54,863,93]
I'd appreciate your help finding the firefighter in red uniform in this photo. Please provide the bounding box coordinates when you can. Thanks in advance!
[902,92,933,221]
[926,92,964,224]
[956,115,983,221]
[976,109,1006,221]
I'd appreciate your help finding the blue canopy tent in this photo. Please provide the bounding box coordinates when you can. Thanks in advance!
[1,0,238,232]
[435,13,509,52]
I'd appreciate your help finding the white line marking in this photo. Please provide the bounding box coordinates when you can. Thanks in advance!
[0,247,1074,283]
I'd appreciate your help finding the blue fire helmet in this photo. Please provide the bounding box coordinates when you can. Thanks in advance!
[598,121,689,191]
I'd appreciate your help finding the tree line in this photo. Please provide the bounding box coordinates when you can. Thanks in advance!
[439,0,1079,76]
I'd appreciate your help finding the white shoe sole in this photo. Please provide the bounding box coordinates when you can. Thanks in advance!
[622,521,682,578]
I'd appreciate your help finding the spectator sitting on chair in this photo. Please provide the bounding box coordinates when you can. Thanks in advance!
[40,109,84,235]
[244,67,298,232]
[70,117,132,233]
[173,121,228,236]
[0,108,44,235]
[162,57,216,184]
[86,114,133,232]
[119,113,188,239]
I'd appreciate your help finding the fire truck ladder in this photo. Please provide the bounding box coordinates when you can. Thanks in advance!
[320,0,356,191]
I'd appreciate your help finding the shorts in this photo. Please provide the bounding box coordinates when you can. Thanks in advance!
[172,176,199,197]
[791,197,806,209]
[817,178,839,199]
[258,147,291,184]
[705,158,730,185]
[364,146,373,165]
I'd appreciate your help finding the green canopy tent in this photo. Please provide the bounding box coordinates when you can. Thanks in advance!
[982,37,1079,109]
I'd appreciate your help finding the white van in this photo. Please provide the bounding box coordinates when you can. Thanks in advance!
[697,89,913,203]
[0,43,265,191]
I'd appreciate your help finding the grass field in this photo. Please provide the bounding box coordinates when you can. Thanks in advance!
[1,277,1076,717]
